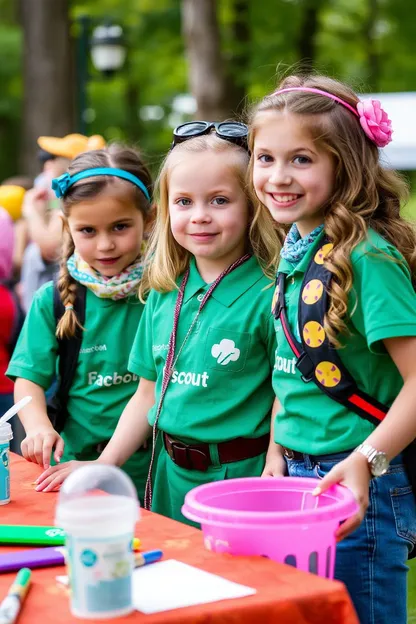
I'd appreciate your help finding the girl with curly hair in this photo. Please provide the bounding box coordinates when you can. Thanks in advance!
[250,74,416,624]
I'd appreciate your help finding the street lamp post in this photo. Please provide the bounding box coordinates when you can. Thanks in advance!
[76,15,90,135]
[76,17,127,134]
[90,23,127,77]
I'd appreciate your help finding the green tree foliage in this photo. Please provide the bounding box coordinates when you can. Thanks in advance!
[73,0,186,171]
[2,0,416,178]
[0,1,22,180]
[70,0,416,166]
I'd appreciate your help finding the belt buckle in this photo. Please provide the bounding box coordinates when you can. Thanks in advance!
[170,441,191,469]
[168,440,210,472]
[166,440,174,460]
[171,441,203,471]
[188,448,210,472]
[282,447,295,460]
[295,353,315,383]
[163,434,176,460]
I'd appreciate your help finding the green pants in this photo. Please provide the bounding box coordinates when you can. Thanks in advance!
[151,446,267,527]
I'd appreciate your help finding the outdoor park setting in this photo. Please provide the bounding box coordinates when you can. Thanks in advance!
[1,0,416,622]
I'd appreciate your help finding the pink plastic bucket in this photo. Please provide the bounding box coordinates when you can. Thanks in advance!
[182,477,358,578]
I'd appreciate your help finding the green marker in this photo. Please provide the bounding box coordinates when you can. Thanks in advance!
[0,568,31,624]
[0,525,65,546]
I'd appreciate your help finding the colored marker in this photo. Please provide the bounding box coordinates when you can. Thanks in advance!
[56,550,164,587]
[0,568,31,624]
[132,537,141,551]
[0,525,66,546]
[135,550,163,567]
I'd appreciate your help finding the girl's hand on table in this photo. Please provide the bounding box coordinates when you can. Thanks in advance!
[313,451,371,541]
[35,460,95,492]
[21,427,64,469]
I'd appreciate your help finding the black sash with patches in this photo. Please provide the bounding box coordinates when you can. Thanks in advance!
[273,237,388,426]
[272,236,416,530]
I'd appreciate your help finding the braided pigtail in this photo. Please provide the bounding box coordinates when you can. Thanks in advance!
[56,229,84,339]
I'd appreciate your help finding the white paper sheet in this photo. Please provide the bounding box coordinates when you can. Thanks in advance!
[132,559,256,614]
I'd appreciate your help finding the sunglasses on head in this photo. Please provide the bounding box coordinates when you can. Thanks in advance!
[171,121,248,150]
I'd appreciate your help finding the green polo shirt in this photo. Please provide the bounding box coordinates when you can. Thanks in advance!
[7,282,146,460]
[273,228,416,454]
[129,256,276,442]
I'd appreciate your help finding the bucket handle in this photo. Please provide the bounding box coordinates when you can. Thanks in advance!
[301,491,319,511]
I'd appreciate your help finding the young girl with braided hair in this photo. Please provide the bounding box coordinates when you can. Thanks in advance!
[250,74,416,624]
[7,144,154,502]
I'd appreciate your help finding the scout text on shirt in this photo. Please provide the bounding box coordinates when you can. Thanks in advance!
[274,355,297,375]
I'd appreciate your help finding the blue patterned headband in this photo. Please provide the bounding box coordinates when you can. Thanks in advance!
[52,167,151,201]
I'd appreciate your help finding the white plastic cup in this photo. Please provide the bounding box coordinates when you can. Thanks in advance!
[0,422,13,505]
[55,464,139,619]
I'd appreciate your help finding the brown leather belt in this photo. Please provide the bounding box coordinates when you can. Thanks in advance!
[163,432,269,472]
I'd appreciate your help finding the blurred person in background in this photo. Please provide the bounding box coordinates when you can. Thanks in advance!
[0,181,31,278]
[0,207,25,448]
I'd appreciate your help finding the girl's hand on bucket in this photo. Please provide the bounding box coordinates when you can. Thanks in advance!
[312,452,371,541]
[34,460,94,492]
[262,448,286,477]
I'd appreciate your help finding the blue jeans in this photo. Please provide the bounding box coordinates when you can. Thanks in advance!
[285,451,416,624]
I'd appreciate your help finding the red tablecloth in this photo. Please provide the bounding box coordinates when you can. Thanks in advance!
[0,454,358,623]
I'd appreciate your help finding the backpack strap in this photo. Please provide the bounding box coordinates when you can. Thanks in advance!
[274,236,389,427]
[53,280,87,419]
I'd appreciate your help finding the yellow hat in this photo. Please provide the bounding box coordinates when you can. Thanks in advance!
[37,134,106,160]
[86,135,107,151]
[0,185,26,221]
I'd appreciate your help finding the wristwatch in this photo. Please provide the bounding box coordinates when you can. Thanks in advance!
[354,443,389,477]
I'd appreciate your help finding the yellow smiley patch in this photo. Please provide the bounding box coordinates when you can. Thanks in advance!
[314,243,334,265]
[315,361,341,387]
[303,321,325,347]
[302,279,324,305]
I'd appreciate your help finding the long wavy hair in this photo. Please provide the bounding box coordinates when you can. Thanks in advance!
[57,144,153,339]
[249,74,415,346]
[139,133,280,298]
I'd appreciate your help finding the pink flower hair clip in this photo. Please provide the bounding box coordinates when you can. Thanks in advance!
[356,99,392,148]
[272,87,393,148]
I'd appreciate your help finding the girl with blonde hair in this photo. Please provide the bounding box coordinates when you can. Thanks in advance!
[250,74,416,624]
[38,122,280,524]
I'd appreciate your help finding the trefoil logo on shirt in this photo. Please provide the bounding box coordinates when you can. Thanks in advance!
[211,339,240,366]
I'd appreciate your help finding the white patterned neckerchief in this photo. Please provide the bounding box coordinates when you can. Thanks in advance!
[67,251,146,300]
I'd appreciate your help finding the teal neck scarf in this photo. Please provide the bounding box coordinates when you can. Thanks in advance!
[280,223,324,264]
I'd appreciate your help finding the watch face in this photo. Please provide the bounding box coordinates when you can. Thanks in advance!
[371,453,389,477]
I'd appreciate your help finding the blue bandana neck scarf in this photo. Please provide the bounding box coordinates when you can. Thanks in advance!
[280,223,324,264]
[67,251,146,300]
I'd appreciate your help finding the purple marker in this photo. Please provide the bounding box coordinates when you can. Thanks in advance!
[0,547,65,573]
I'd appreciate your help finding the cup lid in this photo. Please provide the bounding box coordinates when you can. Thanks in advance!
[55,464,139,528]
[0,422,13,441]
